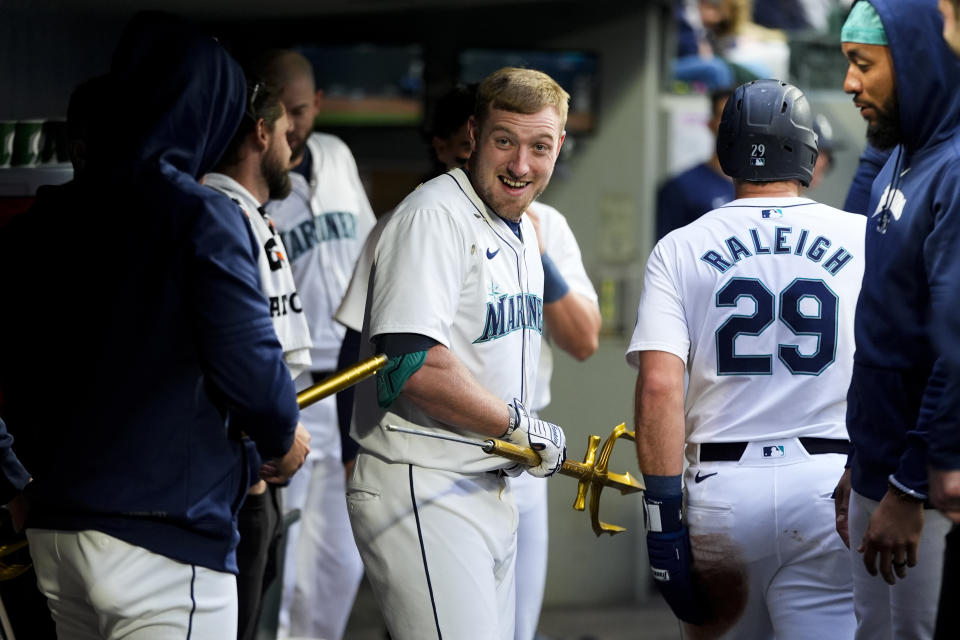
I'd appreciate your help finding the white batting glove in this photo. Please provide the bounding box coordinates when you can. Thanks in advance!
[502,399,566,478]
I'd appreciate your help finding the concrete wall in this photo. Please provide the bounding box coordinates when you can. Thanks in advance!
[535,4,670,606]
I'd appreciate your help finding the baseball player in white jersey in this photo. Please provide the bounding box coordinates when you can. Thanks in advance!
[346,67,569,640]
[256,50,375,640]
[628,80,863,639]
[334,85,600,639]
[202,78,313,640]
[511,201,599,640]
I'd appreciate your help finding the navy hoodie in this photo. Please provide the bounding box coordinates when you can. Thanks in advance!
[846,0,960,500]
[0,14,299,573]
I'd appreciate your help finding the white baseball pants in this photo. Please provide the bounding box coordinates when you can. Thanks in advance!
[27,528,236,640]
[509,472,548,640]
[683,439,855,640]
[279,390,364,640]
[347,452,518,640]
[848,490,952,640]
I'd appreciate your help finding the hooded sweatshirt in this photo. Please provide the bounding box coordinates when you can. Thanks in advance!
[0,13,299,573]
[846,0,960,500]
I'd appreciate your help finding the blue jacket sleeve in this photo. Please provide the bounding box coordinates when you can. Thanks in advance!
[922,160,960,472]
[0,417,29,505]
[190,195,299,460]
[843,144,891,215]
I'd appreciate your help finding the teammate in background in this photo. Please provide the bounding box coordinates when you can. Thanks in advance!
[423,84,475,176]
[345,67,568,639]
[655,89,734,241]
[0,13,305,637]
[809,113,838,190]
[629,79,862,638]
[335,83,601,640]
[833,2,958,638]
[254,49,376,640]
[204,77,313,640]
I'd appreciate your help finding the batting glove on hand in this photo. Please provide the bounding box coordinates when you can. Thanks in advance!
[644,492,707,625]
[503,399,566,477]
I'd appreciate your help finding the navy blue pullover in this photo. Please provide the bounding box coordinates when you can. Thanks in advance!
[0,15,299,573]
[847,0,960,499]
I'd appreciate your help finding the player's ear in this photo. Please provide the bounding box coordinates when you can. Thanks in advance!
[432,136,446,158]
[254,117,270,151]
[313,89,324,112]
[555,130,566,158]
[467,115,479,152]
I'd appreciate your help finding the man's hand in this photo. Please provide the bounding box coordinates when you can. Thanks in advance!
[503,399,566,477]
[261,422,311,484]
[834,468,852,548]
[6,494,29,533]
[647,525,706,624]
[858,487,924,585]
[930,468,960,523]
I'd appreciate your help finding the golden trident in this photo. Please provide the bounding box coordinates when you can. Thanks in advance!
[302,354,644,536]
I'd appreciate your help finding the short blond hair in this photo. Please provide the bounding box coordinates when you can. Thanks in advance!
[475,67,569,133]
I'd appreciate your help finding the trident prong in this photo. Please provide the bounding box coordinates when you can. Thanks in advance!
[585,423,642,536]
[395,420,645,537]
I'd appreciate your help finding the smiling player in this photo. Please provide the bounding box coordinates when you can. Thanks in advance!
[345,67,568,639]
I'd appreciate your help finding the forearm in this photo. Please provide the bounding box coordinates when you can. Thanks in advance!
[634,351,686,476]
[402,344,511,437]
[544,292,601,361]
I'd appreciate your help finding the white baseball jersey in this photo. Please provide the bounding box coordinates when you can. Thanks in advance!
[204,172,312,378]
[266,132,376,371]
[334,211,390,334]
[627,197,866,443]
[352,168,544,473]
[528,202,598,412]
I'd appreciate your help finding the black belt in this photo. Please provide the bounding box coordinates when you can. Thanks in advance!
[700,438,850,462]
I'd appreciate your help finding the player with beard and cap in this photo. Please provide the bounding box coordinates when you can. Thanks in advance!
[0,12,308,637]
[345,67,568,639]
[253,49,375,640]
[203,76,313,640]
[832,1,960,638]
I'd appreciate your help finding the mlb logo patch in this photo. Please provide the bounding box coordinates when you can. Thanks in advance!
[761,208,784,219]
[763,446,785,458]
[750,157,766,167]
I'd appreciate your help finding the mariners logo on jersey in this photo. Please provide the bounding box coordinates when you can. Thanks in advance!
[281,211,359,263]
[474,291,544,344]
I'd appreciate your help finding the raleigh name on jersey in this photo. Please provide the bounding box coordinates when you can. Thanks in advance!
[266,133,376,370]
[352,168,544,473]
[627,197,866,444]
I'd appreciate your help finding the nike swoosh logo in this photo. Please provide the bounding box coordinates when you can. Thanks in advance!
[486,248,500,259]
[694,470,718,484]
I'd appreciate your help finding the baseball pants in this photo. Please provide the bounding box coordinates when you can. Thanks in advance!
[848,490,951,640]
[347,452,518,640]
[279,390,364,640]
[682,439,855,640]
[27,528,237,640]
[510,472,548,640]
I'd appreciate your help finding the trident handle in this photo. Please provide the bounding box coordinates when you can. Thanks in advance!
[296,354,387,409]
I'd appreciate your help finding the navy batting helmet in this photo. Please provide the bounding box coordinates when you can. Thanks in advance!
[717,79,819,187]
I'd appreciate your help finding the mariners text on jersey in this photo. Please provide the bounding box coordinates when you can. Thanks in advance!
[281,211,358,263]
[473,292,544,344]
[699,225,855,276]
